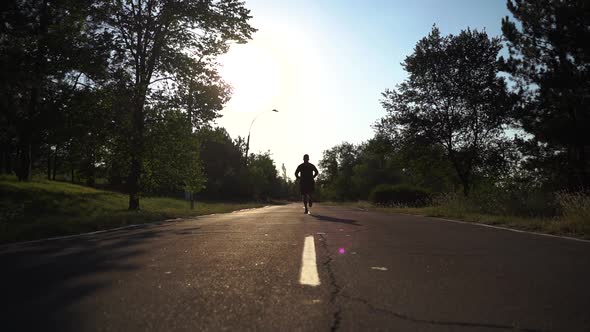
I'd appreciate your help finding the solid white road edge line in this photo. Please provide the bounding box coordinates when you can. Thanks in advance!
[433,217,590,243]
[391,211,590,244]
[300,235,320,286]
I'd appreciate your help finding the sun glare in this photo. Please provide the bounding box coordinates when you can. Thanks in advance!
[219,43,283,113]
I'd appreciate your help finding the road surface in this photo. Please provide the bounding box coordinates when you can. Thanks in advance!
[1,204,589,331]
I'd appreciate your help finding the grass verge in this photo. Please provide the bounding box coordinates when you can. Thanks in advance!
[0,175,266,244]
[323,200,590,240]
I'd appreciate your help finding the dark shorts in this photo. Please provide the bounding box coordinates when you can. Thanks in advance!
[300,180,315,195]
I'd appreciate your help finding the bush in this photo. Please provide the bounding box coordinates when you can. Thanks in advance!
[553,191,590,235]
[369,184,431,206]
[429,192,466,216]
[463,185,557,217]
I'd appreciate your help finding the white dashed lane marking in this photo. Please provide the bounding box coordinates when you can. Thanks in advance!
[371,267,388,271]
[299,236,320,286]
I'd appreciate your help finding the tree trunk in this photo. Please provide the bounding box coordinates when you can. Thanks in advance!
[461,179,470,197]
[127,99,144,211]
[18,0,49,182]
[14,147,21,178]
[52,144,58,180]
[190,192,195,210]
[124,8,170,210]
[128,157,141,210]
[0,143,5,174]
[86,167,95,187]
[16,140,32,181]
[447,150,471,197]
[85,150,95,187]
[6,144,12,174]
[0,142,11,174]
[47,146,52,180]
[576,144,589,190]
[25,142,31,181]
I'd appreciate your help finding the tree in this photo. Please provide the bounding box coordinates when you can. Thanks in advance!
[317,135,458,201]
[379,26,512,196]
[0,0,109,181]
[143,109,201,195]
[184,157,206,210]
[97,0,256,209]
[350,137,401,199]
[318,142,361,200]
[278,162,296,199]
[196,127,244,199]
[501,0,590,190]
[246,152,280,200]
[351,135,457,198]
[281,163,288,181]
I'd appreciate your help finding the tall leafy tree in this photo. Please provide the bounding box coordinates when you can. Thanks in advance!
[318,142,361,201]
[501,0,590,190]
[352,135,457,197]
[97,0,255,209]
[196,127,244,199]
[0,0,109,180]
[379,26,512,196]
[349,137,400,199]
[142,108,202,195]
[61,87,114,186]
[246,152,280,200]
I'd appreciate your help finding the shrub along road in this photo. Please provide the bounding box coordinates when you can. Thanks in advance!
[1,204,589,331]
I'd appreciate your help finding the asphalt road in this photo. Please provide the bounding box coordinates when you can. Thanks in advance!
[1,204,589,331]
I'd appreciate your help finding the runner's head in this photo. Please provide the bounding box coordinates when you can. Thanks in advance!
[303,154,309,162]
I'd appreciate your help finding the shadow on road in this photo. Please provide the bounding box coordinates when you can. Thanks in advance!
[312,214,360,226]
[0,223,179,332]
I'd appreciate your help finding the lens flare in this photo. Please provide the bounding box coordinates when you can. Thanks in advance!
[338,248,346,254]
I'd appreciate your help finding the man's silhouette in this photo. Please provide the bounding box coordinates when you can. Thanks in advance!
[295,154,319,214]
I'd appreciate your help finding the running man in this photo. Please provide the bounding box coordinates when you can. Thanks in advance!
[295,154,319,214]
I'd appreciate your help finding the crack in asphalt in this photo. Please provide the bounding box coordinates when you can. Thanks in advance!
[338,294,545,332]
[316,233,543,332]
[318,234,342,332]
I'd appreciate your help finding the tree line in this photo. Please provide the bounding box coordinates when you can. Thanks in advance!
[318,0,589,208]
[0,0,296,207]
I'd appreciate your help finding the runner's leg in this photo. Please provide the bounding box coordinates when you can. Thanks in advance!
[309,182,314,208]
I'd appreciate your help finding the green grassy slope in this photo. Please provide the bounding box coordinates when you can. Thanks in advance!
[0,176,264,244]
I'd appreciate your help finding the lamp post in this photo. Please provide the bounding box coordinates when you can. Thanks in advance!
[245,109,278,165]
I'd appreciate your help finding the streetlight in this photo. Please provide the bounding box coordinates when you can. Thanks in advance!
[245,109,278,164]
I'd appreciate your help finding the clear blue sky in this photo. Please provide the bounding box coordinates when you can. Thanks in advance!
[216,0,511,179]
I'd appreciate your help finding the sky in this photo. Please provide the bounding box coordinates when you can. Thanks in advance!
[216,0,511,179]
